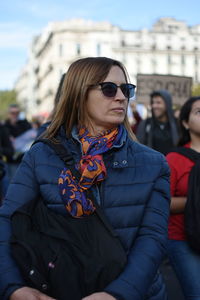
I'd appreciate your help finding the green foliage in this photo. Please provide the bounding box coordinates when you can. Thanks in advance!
[0,89,17,121]
[192,84,200,96]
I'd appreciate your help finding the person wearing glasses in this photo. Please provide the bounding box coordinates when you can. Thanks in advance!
[0,57,170,300]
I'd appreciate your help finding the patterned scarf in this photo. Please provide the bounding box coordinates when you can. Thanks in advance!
[58,125,123,217]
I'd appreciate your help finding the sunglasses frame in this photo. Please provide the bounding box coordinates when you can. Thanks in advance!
[91,82,136,99]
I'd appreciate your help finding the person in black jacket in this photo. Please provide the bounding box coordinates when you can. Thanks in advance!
[0,123,14,162]
[0,123,14,202]
[4,104,31,139]
[4,104,31,179]
[136,90,179,155]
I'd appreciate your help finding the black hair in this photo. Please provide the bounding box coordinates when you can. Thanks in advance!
[150,91,162,98]
[178,96,200,146]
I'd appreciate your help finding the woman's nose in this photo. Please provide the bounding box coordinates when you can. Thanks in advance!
[114,87,126,101]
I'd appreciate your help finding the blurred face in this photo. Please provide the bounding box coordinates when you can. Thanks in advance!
[85,66,128,134]
[183,100,200,136]
[8,107,20,123]
[151,96,167,121]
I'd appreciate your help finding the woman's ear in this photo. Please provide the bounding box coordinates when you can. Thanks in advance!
[182,120,189,130]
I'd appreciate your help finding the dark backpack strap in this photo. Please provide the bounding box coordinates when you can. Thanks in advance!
[184,155,200,252]
[34,138,74,164]
[33,138,81,181]
[172,147,200,163]
[171,146,200,252]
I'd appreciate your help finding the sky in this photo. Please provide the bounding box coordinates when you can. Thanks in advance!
[0,0,199,90]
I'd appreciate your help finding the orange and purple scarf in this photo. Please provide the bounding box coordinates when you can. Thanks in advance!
[58,125,123,217]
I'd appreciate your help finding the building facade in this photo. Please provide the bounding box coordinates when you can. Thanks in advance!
[15,17,200,116]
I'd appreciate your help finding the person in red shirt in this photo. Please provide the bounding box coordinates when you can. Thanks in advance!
[166,96,200,299]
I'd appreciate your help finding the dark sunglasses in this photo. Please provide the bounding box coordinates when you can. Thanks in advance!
[93,82,136,99]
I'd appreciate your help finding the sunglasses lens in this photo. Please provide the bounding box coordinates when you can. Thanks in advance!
[121,84,135,98]
[101,83,117,97]
[99,82,136,98]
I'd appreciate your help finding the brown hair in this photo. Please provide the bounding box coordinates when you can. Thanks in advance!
[44,57,136,140]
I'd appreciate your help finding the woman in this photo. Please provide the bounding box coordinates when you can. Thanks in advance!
[166,96,200,299]
[0,57,170,300]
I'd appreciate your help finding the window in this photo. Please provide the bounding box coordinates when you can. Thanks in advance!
[181,54,185,65]
[195,71,198,82]
[76,43,81,55]
[96,43,101,56]
[59,44,63,57]
[36,99,41,105]
[136,58,141,73]
[122,53,126,64]
[152,58,157,66]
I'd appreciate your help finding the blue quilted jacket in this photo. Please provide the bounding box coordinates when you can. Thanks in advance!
[0,126,170,300]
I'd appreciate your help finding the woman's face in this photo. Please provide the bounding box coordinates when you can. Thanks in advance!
[85,66,128,135]
[184,100,200,136]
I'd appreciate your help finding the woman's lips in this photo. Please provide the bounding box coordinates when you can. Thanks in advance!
[111,107,125,112]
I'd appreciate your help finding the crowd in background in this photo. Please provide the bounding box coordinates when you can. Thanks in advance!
[0,104,44,202]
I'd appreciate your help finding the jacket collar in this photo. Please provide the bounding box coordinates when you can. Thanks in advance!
[59,125,129,168]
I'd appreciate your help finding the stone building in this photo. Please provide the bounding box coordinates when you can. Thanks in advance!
[15,17,200,116]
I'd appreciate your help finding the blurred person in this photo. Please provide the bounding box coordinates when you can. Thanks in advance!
[0,57,170,300]
[166,96,200,299]
[0,123,14,202]
[0,122,14,163]
[5,104,31,139]
[31,117,43,131]
[4,104,31,179]
[12,116,44,155]
[136,90,179,155]
[174,107,181,119]
[129,101,142,134]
